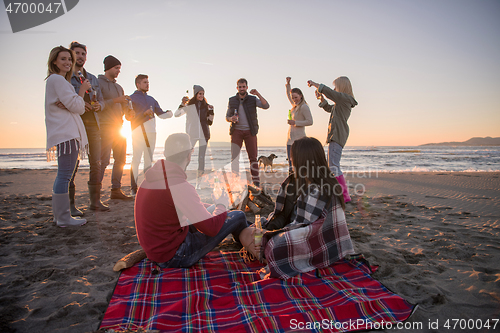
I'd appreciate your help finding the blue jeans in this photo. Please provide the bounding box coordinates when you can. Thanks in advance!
[328,141,343,177]
[70,122,102,187]
[53,139,80,194]
[100,123,127,189]
[158,210,249,268]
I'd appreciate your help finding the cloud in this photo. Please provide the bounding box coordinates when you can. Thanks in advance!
[10,122,17,125]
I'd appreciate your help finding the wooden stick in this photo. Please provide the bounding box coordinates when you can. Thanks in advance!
[252,195,270,208]
[247,200,261,214]
[113,249,147,272]
[238,187,250,211]
[221,169,234,205]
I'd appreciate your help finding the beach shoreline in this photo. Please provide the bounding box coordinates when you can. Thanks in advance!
[1,169,499,332]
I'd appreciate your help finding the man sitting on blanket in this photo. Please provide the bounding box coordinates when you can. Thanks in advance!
[135,133,258,268]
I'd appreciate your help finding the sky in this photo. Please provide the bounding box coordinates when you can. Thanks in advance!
[0,0,499,148]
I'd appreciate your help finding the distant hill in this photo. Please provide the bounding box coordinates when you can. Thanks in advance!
[420,137,500,146]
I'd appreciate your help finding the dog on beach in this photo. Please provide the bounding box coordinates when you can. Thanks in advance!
[258,154,278,172]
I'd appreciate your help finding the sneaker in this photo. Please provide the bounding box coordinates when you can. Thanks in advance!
[110,188,134,200]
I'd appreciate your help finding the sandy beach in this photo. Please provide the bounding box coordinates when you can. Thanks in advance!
[0,168,499,332]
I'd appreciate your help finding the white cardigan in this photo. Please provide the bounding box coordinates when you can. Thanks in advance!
[45,74,88,155]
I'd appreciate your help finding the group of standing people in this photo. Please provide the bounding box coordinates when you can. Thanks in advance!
[44,42,174,227]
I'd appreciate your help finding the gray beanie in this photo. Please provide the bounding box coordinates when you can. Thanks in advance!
[193,85,204,97]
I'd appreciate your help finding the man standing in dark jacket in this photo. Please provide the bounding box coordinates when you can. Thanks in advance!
[68,41,110,212]
[98,55,134,200]
[226,78,269,187]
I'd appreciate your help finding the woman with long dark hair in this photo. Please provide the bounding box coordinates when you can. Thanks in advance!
[175,85,214,188]
[45,46,91,227]
[259,137,354,279]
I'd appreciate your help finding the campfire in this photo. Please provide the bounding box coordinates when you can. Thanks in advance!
[207,170,274,213]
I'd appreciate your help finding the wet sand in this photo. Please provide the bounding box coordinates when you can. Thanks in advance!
[0,168,499,332]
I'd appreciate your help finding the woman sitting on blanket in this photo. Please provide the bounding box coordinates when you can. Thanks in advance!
[259,137,355,279]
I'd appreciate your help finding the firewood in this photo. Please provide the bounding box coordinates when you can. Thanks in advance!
[113,249,147,271]
[247,184,261,195]
[247,200,261,214]
[238,188,250,211]
[252,195,270,208]
[247,185,273,206]
[259,189,274,204]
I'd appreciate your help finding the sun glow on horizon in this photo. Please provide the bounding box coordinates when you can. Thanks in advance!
[120,120,132,142]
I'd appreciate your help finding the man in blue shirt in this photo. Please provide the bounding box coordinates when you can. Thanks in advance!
[129,74,173,194]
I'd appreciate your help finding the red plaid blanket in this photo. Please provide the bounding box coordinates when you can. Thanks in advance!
[100,252,415,332]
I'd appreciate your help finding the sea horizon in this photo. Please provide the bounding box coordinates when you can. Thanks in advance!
[1,145,499,173]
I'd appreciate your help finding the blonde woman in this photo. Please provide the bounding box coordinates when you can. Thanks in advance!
[285,77,313,171]
[307,76,358,203]
[45,46,90,227]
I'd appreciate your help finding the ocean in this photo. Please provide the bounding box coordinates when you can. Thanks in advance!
[1,146,499,173]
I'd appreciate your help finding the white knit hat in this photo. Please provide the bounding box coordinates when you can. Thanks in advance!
[163,133,192,158]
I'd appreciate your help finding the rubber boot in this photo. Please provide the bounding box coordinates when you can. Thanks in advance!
[110,188,134,200]
[88,184,110,211]
[335,174,351,203]
[69,186,84,217]
[52,192,87,227]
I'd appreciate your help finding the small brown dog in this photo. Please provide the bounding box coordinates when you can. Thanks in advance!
[258,154,278,172]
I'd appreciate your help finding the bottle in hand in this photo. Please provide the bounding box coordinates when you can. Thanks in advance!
[90,90,98,107]
[213,176,222,198]
[254,214,262,247]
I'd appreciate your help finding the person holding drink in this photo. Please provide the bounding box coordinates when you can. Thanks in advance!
[98,55,134,200]
[174,85,214,189]
[307,77,357,203]
[64,41,109,213]
[129,74,172,195]
[225,78,270,187]
[134,133,259,268]
[45,45,90,227]
[285,77,313,171]
[258,137,354,279]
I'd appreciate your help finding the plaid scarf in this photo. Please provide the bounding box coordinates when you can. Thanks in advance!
[260,183,354,280]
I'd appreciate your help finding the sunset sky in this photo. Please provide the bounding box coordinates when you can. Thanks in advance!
[0,0,499,148]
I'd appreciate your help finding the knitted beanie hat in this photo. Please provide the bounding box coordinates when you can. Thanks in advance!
[103,55,121,71]
[193,85,204,96]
